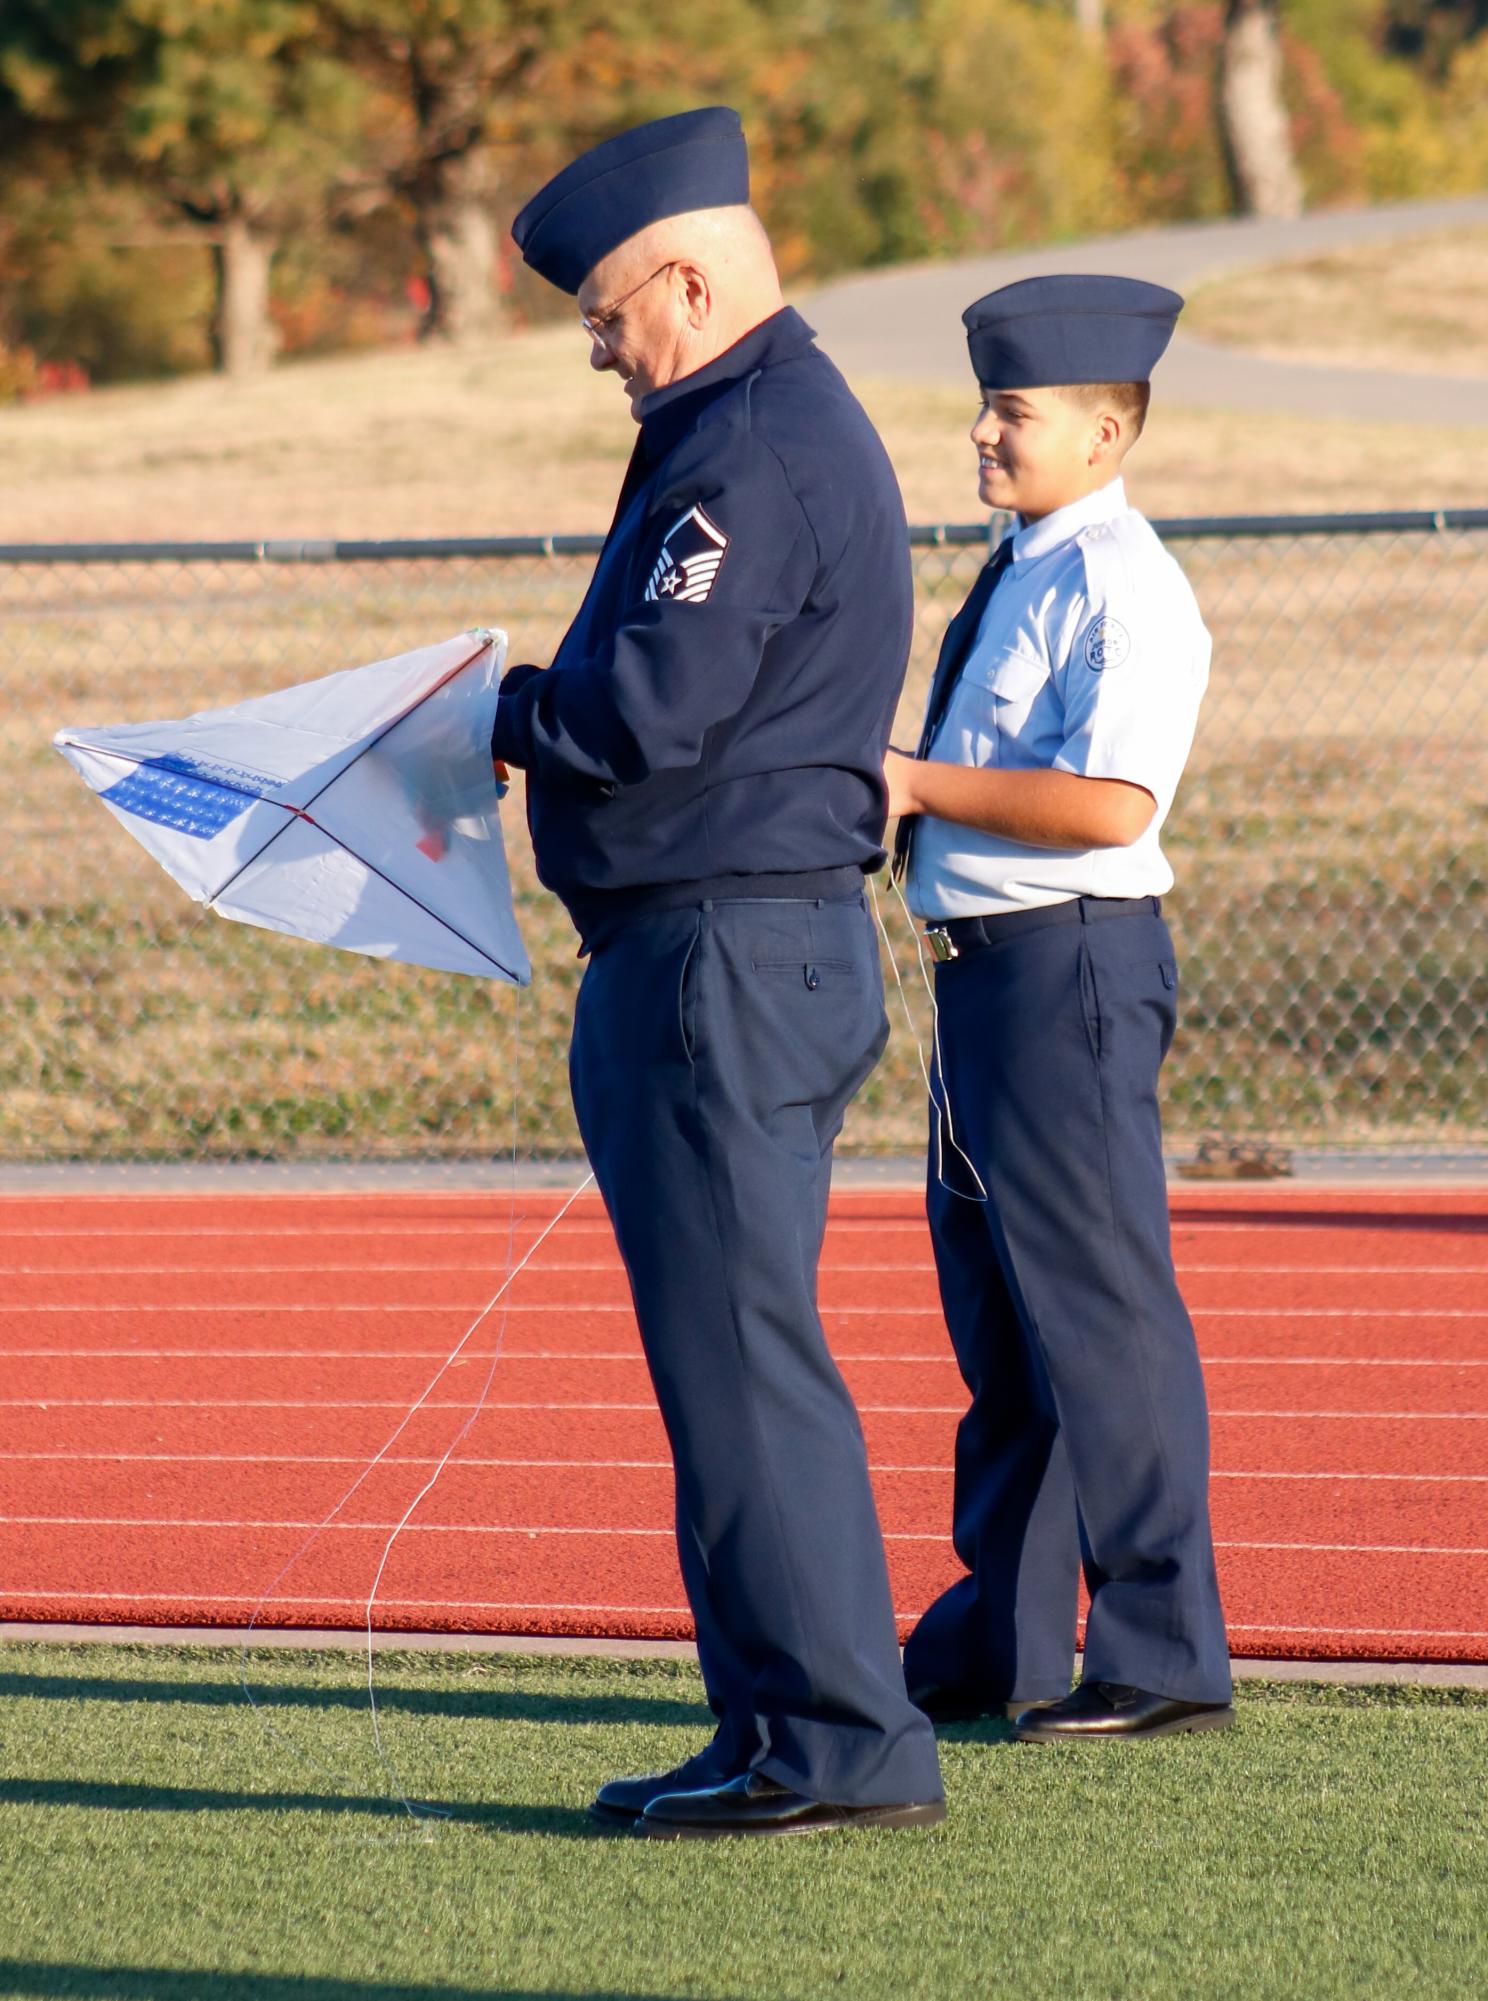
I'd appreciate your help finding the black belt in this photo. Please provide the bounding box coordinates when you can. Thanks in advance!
[926,895,1162,962]
[571,865,867,955]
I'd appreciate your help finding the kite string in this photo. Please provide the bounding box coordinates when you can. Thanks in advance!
[867,873,986,1203]
[238,1161,598,1799]
[362,982,584,1822]
[237,981,597,1799]
[358,1163,598,1823]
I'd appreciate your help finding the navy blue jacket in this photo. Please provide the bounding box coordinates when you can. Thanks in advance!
[491,308,913,929]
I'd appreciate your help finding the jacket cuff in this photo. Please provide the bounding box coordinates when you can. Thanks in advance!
[491,663,543,765]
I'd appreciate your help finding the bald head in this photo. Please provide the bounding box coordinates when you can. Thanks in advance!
[577,206,785,417]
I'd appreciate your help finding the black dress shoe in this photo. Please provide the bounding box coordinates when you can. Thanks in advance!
[908,1682,1058,1725]
[636,1770,947,1840]
[1014,1679,1235,1742]
[589,1752,725,1826]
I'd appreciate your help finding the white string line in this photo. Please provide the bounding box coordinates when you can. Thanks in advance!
[890,868,994,1200]
[237,1123,596,1821]
[867,875,988,1202]
[360,1002,552,1828]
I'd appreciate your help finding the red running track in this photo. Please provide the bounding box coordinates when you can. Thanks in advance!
[1,1186,1484,1663]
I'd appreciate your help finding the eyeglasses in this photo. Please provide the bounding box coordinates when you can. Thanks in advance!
[579,263,678,345]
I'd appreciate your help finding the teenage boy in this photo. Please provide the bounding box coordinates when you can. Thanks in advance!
[886,274,1233,1741]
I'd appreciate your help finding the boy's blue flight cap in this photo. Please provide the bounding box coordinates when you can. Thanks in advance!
[964,275,1184,389]
[513,107,750,295]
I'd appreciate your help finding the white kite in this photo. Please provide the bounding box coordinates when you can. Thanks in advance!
[54,628,530,984]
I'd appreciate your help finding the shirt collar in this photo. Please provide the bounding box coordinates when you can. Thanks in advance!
[638,306,817,458]
[1009,477,1127,565]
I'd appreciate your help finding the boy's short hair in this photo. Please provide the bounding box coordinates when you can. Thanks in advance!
[1055,380,1151,440]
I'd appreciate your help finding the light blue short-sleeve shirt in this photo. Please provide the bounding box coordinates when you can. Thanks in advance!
[907,477,1210,919]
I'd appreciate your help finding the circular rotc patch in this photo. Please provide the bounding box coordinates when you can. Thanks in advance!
[1084,615,1132,671]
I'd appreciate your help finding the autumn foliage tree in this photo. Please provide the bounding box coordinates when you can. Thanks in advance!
[2,1,1485,388]
[318,2,574,345]
[0,1,365,377]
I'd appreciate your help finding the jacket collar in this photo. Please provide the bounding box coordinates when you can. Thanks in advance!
[638,307,817,458]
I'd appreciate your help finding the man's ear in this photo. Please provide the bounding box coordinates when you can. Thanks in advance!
[679,262,712,328]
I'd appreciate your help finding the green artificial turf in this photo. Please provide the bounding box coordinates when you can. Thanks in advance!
[1,1643,1484,2000]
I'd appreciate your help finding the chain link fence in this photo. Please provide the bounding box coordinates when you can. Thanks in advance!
[3,510,1485,1167]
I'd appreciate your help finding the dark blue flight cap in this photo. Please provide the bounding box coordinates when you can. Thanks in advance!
[964,274,1184,389]
[513,107,750,295]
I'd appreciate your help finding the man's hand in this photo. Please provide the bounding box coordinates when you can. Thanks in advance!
[884,747,921,820]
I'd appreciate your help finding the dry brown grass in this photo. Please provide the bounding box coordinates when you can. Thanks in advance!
[2,310,1485,1161]
[2,308,1486,548]
[1185,226,1488,379]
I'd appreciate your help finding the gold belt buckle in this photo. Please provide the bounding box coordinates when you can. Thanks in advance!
[926,925,959,963]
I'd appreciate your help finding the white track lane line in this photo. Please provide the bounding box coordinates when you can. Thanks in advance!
[5,1304,1486,1320]
[4,1515,1484,1556]
[1220,1623,1488,1640]
[0,1588,693,1615]
[1,1449,1482,1482]
[7,1259,1486,1277]
[4,1398,1487,1418]
[3,1348,1483,1367]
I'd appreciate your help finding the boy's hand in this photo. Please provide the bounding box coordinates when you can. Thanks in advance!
[884,748,920,820]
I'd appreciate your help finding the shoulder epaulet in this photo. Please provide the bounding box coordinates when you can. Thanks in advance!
[1071,514,1144,614]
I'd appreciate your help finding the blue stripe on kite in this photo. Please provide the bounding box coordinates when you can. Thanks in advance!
[101,766,256,841]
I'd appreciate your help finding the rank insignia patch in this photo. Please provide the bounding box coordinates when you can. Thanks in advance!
[644,504,730,605]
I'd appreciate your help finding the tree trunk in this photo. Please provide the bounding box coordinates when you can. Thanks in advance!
[1220,0,1304,220]
[1073,0,1105,38]
[212,213,278,378]
[417,155,502,346]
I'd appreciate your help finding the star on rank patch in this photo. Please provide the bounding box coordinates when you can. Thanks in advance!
[644,504,730,605]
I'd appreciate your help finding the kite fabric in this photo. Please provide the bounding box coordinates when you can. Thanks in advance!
[54,628,531,984]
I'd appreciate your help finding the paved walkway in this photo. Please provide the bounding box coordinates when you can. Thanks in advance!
[801,194,1488,423]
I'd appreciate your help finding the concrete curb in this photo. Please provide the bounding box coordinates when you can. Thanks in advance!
[0,1153,1484,1193]
[1,1621,1483,1688]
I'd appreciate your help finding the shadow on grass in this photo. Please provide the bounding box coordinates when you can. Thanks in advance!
[0,1777,610,1838]
[0,1964,719,2001]
[0,1674,710,1730]
[928,1718,1021,1746]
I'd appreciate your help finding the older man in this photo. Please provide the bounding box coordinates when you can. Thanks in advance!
[494,108,943,1839]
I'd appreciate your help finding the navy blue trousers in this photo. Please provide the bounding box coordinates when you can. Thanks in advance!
[902,900,1232,1707]
[569,893,942,1807]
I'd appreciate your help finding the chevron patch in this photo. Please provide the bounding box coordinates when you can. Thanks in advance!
[644,504,730,605]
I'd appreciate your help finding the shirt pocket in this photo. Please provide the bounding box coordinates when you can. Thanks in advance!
[958,647,1052,767]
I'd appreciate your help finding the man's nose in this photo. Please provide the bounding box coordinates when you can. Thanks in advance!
[588,335,617,374]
